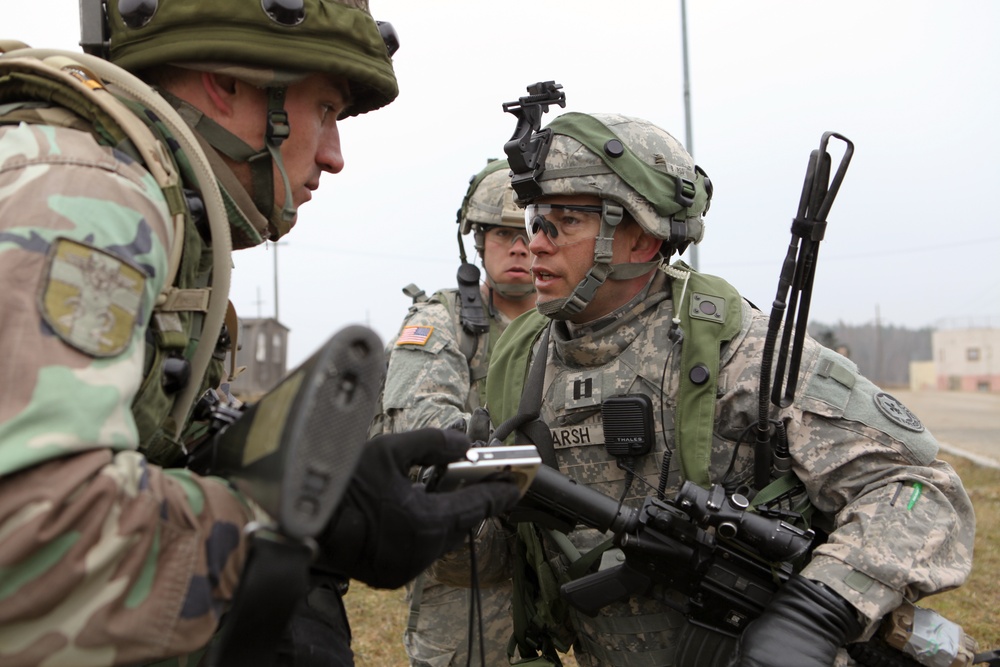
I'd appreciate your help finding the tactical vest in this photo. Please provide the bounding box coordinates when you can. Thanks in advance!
[0,45,233,465]
[486,264,748,667]
[488,262,743,478]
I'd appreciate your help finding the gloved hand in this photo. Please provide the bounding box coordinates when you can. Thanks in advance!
[734,574,862,667]
[319,428,521,589]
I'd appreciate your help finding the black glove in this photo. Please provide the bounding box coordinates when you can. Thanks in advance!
[319,428,521,589]
[734,574,862,667]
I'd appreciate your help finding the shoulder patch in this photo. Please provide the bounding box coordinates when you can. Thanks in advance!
[873,392,925,432]
[396,325,434,346]
[38,238,145,357]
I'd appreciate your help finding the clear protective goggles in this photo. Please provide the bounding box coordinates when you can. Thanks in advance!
[524,204,603,247]
[483,225,530,248]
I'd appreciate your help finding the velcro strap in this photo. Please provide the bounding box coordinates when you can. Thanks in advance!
[156,287,211,313]
[817,357,856,388]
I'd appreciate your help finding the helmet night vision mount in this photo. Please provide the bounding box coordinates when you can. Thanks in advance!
[502,80,566,202]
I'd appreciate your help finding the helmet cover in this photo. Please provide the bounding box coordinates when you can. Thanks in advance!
[526,112,712,251]
[106,0,398,117]
[458,159,516,235]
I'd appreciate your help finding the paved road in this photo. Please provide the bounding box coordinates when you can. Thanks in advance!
[888,389,1000,468]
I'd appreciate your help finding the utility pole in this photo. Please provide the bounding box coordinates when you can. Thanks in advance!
[254,286,264,319]
[680,0,698,270]
[271,241,287,321]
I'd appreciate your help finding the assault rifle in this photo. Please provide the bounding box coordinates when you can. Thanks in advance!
[509,464,1000,667]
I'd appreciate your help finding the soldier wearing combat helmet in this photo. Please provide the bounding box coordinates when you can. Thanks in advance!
[369,159,536,666]
[438,109,976,667]
[0,2,521,665]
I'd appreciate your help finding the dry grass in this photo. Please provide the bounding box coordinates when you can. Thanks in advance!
[346,453,999,665]
[919,454,1000,650]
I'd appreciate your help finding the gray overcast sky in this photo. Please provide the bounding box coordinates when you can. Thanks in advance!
[8,0,1000,368]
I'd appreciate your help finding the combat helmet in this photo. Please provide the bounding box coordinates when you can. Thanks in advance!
[508,111,712,319]
[85,0,399,242]
[457,159,534,300]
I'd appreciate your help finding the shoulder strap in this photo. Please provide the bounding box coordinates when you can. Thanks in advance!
[437,288,482,365]
[667,261,744,487]
[485,309,550,432]
[0,47,231,441]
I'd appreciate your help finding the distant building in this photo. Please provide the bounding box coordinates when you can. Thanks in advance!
[932,327,999,392]
[228,317,289,400]
[908,360,936,392]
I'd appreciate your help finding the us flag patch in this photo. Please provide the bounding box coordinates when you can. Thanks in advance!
[396,325,434,346]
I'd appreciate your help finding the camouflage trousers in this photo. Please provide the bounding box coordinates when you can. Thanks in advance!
[404,574,514,667]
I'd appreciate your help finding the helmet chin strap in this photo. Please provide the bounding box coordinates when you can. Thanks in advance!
[258,87,296,238]
[162,86,295,240]
[486,274,536,300]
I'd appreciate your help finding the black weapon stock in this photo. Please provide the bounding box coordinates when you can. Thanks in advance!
[184,326,385,667]
[513,465,997,667]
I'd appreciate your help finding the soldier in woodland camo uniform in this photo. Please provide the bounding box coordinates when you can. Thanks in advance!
[443,112,976,667]
[369,160,536,666]
[0,3,520,666]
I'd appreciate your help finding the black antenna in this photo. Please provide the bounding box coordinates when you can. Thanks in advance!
[754,132,854,488]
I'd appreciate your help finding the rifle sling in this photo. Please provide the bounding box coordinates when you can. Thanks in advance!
[492,325,558,469]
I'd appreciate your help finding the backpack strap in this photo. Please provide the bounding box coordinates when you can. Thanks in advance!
[0,47,232,441]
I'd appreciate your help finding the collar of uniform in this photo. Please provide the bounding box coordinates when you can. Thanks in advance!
[554,271,669,367]
[189,123,270,250]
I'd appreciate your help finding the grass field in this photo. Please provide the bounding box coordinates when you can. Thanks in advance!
[345,453,1000,666]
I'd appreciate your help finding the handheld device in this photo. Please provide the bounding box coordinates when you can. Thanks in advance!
[427,444,541,497]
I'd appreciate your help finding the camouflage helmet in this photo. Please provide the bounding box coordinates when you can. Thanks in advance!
[456,159,533,300]
[524,112,712,254]
[457,158,518,236]
[105,0,398,118]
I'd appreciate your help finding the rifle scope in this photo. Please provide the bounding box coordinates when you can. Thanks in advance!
[676,482,814,562]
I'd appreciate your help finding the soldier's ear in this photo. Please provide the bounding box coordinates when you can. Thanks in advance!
[200,72,240,116]
[630,230,663,263]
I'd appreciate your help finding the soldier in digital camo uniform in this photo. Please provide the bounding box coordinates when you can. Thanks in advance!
[370,159,536,666]
[0,2,520,666]
[458,112,975,667]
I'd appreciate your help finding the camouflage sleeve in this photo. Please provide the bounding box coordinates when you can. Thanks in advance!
[0,124,259,664]
[377,292,473,433]
[732,312,975,636]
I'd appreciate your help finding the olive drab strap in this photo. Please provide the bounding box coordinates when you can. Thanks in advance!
[0,46,232,442]
[490,325,557,469]
[666,261,743,487]
[485,314,576,664]
[484,308,551,442]
[0,52,186,256]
